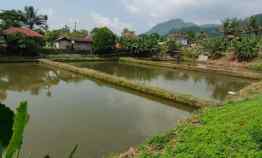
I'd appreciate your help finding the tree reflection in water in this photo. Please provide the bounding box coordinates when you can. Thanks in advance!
[0,63,85,102]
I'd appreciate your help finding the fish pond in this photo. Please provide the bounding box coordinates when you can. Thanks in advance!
[71,61,252,102]
[0,63,192,158]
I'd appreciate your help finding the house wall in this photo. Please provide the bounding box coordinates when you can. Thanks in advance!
[177,38,188,46]
[55,40,71,49]
[73,43,92,51]
[55,40,92,52]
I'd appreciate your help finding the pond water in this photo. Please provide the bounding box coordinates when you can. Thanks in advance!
[0,63,192,158]
[72,61,252,101]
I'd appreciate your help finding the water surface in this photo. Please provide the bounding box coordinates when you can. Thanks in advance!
[72,61,251,101]
[0,63,191,158]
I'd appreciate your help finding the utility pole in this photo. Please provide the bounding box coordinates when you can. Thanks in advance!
[74,22,77,32]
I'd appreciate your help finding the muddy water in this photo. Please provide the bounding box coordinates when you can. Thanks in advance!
[72,61,251,101]
[0,63,192,158]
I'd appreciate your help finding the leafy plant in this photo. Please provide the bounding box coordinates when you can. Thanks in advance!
[91,27,116,53]
[232,37,259,62]
[200,37,227,59]
[5,33,44,56]
[4,102,29,158]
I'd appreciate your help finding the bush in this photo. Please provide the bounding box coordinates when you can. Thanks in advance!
[5,33,44,56]
[182,45,202,61]
[91,27,116,54]
[232,37,259,62]
[200,37,227,59]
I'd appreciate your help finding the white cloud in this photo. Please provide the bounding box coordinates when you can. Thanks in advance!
[39,8,55,17]
[90,12,133,34]
[122,0,262,25]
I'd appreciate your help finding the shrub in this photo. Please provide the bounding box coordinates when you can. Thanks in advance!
[200,37,227,59]
[232,37,258,62]
[5,33,44,56]
[181,45,202,61]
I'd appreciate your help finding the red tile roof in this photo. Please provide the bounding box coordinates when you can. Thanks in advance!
[3,27,43,38]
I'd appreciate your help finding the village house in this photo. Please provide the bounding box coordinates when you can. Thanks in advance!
[168,32,189,46]
[54,36,92,51]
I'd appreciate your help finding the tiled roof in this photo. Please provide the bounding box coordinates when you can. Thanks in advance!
[3,27,43,38]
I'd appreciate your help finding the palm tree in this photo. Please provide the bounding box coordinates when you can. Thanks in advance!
[247,16,259,35]
[222,18,241,39]
[23,6,48,30]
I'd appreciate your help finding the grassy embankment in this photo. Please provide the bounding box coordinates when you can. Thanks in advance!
[121,81,262,158]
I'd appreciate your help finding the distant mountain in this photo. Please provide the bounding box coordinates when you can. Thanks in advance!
[146,19,221,36]
[146,19,197,36]
[146,14,262,36]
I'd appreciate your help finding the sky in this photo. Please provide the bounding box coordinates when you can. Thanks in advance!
[1,0,262,34]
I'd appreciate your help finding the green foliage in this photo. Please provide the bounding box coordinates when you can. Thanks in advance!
[118,33,161,56]
[0,10,25,29]
[167,38,182,51]
[136,95,262,158]
[182,45,202,60]
[5,102,29,158]
[248,62,262,71]
[91,27,116,53]
[201,37,227,58]
[222,18,242,37]
[232,37,259,62]
[0,6,48,30]
[0,104,14,148]
[5,33,44,55]
[23,6,48,30]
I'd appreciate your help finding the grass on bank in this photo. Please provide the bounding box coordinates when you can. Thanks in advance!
[135,94,262,158]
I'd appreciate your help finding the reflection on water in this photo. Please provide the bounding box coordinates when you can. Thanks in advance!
[0,63,192,158]
[72,61,251,101]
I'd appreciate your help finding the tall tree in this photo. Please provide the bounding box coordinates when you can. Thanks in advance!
[0,10,25,29]
[91,27,116,53]
[23,6,48,30]
[222,18,242,38]
[247,16,259,35]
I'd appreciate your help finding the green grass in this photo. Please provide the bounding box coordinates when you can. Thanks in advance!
[136,95,262,158]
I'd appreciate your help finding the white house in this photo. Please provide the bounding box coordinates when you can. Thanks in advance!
[55,36,92,51]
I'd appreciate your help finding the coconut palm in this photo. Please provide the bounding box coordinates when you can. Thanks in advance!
[247,16,259,35]
[23,6,48,30]
[222,18,242,38]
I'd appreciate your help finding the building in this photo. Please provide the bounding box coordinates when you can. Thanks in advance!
[2,27,43,38]
[121,28,136,39]
[168,32,189,46]
[54,36,92,51]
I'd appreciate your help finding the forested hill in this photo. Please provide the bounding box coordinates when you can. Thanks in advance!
[146,14,262,36]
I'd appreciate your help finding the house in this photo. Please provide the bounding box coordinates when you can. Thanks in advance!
[54,36,92,51]
[2,27,43,38]
[168,32,189,46]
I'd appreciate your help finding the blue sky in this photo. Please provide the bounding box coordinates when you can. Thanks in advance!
[1,0,262,34]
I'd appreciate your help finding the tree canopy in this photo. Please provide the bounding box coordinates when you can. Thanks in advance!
[0,6,48,31]
[91,27,116,53]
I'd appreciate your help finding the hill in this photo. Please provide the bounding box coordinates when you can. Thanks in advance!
[146,14,262,36]
[146,19,197,36]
